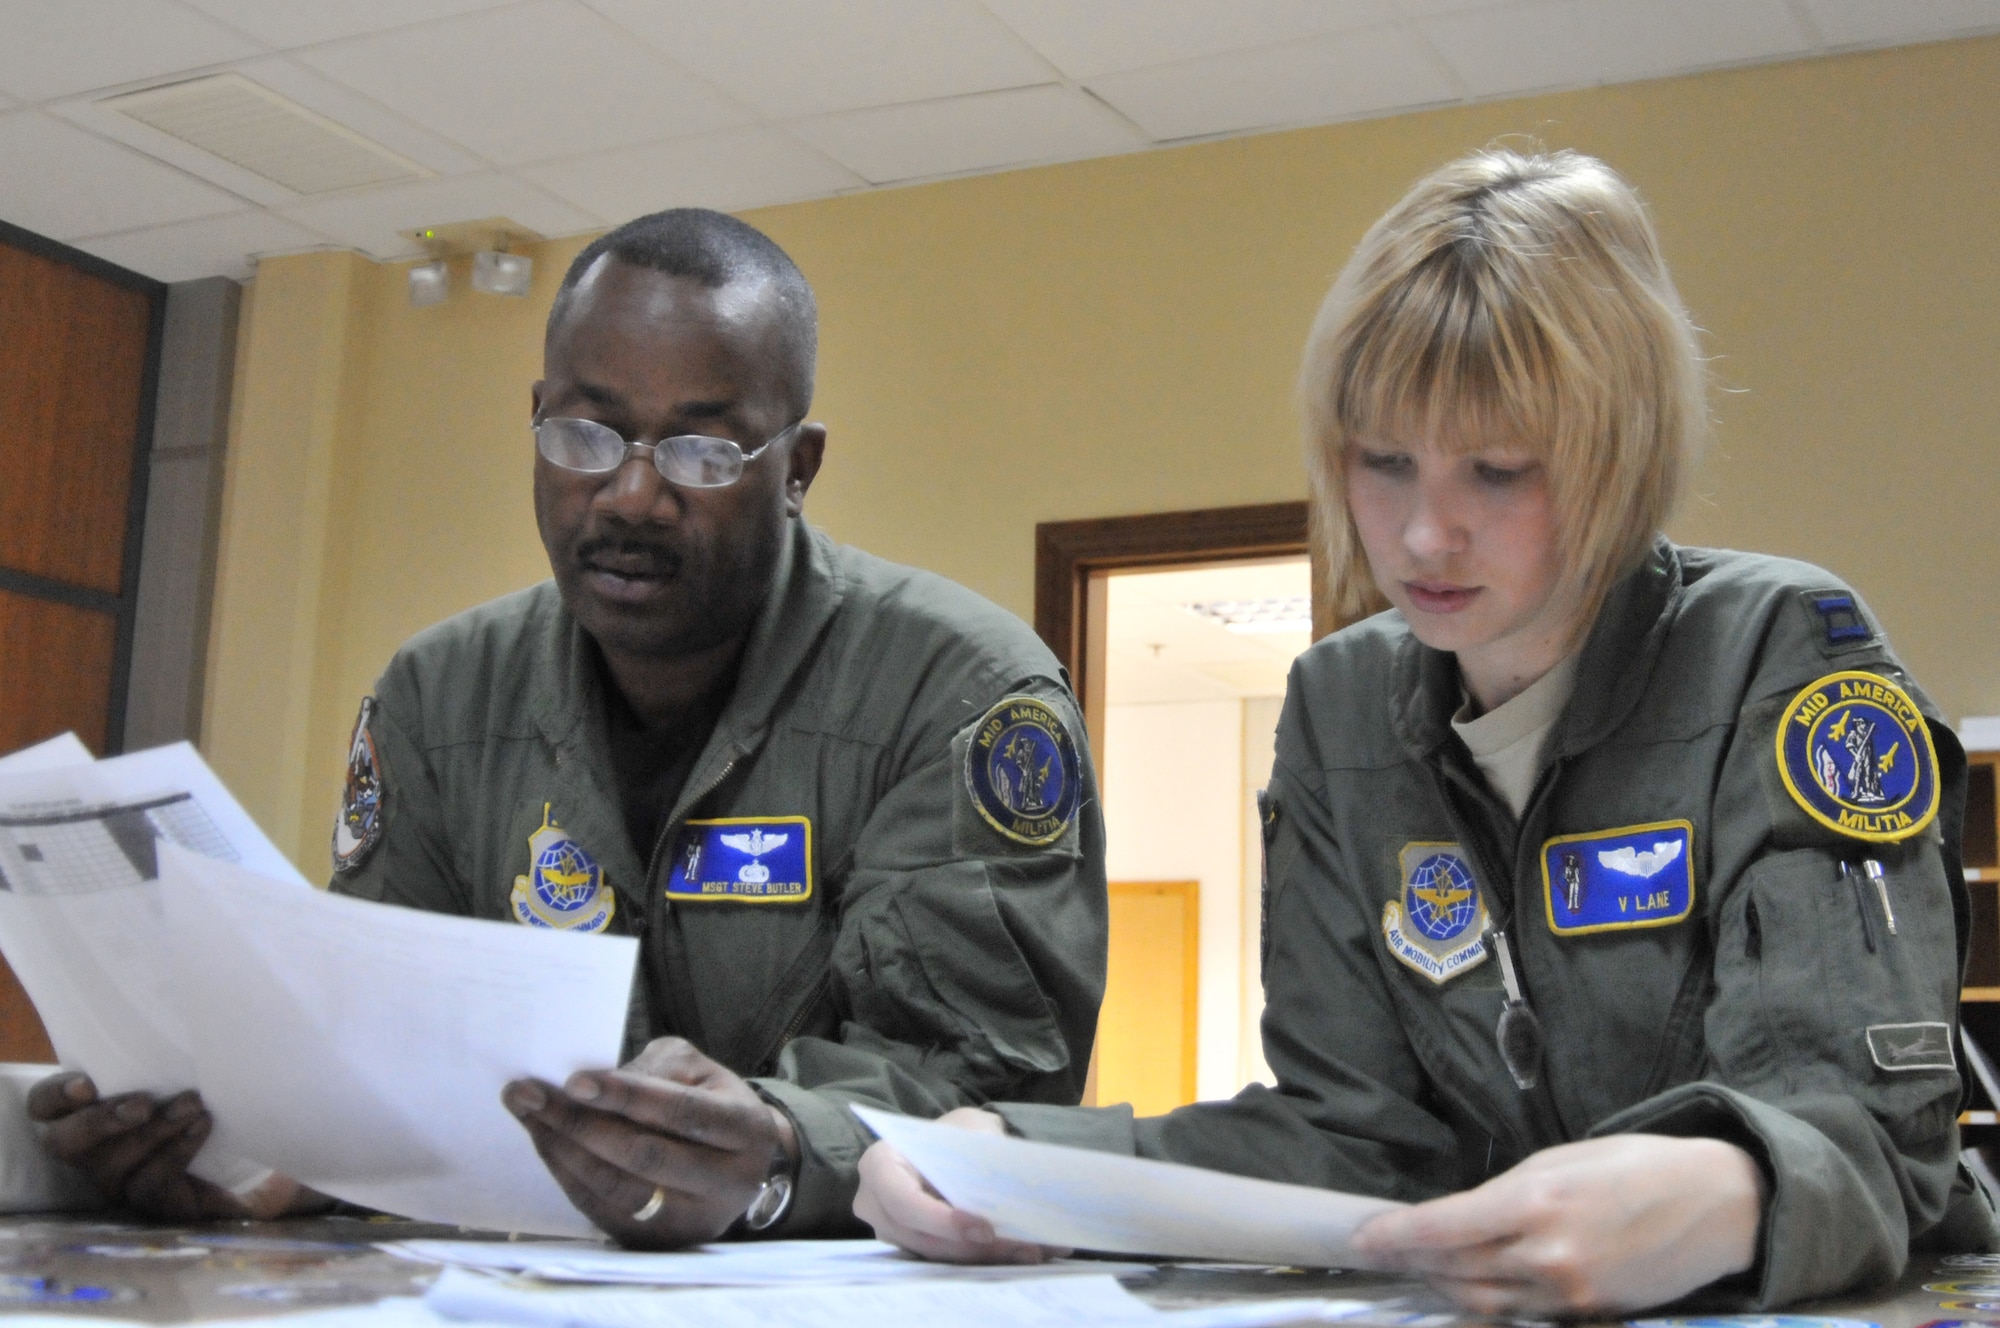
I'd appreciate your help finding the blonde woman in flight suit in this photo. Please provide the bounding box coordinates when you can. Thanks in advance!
[852,148,1999,1312]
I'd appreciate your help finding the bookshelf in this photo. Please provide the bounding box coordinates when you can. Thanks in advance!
[1957,749,2000,1139]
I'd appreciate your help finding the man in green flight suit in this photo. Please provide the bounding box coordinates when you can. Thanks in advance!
[31,208,1107,1247]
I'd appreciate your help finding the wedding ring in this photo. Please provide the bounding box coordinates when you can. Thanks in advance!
[631,1185,667,1223]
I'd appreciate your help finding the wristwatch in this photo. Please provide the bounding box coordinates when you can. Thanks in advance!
[740,1137,795,1232]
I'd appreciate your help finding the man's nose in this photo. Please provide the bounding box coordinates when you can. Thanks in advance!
[594,451,672,521]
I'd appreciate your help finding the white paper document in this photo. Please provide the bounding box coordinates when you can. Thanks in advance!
[853,1106,1404,1269]
[0,742,308,1191]
[424,1265,1167,1328]
[382,1236,1152,1286]
[158,844,639,1237]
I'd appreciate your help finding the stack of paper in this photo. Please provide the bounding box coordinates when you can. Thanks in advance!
[853,1107,1404,1269]
[0,737,639,1237]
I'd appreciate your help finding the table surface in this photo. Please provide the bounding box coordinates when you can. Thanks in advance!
[0,1215,1987,1325]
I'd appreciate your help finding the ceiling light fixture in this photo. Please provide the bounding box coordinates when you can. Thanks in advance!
[407,259,449,307]
[470,248,533,298]
[1183,597,1312,635]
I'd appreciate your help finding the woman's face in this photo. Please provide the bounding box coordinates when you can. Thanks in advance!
[1345,429,1584,709]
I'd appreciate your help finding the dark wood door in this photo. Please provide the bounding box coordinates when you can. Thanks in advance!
[0,221,165,1061]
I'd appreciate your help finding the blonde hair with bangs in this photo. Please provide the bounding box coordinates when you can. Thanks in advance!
[1300,148,1708,629]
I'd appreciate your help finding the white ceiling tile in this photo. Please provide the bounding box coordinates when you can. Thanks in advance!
[1086,26,1458,141]
[789,85,1146,184]
[0,111,246,239]
[517,127,862,220]
[1802,0,2000,47]
[178,0,516,48]
[276,172,604,260]
[294,0,752,166]
[585,0,1058,119]
[1390,0,1518,15]
[1423,0,1813,100]
[0,0,261,103]
[980,0,1397,79]
[71,209,332,282]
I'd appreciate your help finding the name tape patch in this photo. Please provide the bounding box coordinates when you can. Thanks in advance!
[1381,842,1488,984]
[666,817,813,903]
[1777,671,1939,843]
[1542,820,1695,936]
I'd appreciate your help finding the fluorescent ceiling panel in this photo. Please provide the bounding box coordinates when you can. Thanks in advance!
[102,75,430,195]
[587,0,1058,119]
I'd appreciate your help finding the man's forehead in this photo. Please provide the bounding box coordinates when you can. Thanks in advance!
[561,255,779,341]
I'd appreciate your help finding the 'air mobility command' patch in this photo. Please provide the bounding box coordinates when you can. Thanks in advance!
[510,805,614,932]
[1777,671,1939,843]
[665,817,813,902]
[331,697,384,874]
[964,696,1081,846]
[1542,820,1695,936]
[1381,843,1489,983]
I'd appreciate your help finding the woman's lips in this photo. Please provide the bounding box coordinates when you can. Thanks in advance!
[1403,581,1480,614]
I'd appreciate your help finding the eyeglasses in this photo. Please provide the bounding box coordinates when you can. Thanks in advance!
[533,416,802,489]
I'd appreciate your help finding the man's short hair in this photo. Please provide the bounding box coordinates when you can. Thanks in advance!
[549,209,818,419]
[1298,148,1708,627]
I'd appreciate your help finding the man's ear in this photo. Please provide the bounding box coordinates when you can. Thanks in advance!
[531,379,545,420]
[784,424,827,517]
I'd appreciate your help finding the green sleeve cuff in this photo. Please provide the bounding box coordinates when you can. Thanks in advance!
[989,1102,1137,1154]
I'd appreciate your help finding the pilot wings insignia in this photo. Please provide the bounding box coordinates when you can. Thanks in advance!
[719,829,787,858]
[1596,840,1684,879]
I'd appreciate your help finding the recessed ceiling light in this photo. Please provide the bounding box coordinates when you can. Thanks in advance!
[1183,597,1312,635]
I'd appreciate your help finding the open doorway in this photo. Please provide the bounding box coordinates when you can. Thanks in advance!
[1033,502,1318,1112]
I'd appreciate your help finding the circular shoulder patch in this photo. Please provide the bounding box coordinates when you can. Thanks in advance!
[1776,670,1939,843]
[964,695,1082,847]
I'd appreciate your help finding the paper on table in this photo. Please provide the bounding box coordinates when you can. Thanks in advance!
[0,742,307,1192]
[424,1265,1165,1328]
[380,1236,1153,1285]
[158,845,638,1237]
[853,1106,1404,1269]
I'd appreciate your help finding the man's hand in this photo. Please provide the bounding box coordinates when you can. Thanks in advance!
[503,1037,795,1248]
[26,1072,304,1221]
[852,1107,1059,1264]
[1350,1134,1765,1315]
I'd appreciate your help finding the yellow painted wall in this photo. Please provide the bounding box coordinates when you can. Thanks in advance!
[206,37,2000,871]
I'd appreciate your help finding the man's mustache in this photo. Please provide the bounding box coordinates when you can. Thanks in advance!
[574,533,683,577]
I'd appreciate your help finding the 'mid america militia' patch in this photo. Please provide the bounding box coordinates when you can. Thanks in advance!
[964,696,1081,846]
[1776,671,1939,843]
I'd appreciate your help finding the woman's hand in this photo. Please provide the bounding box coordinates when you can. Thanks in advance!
[853,1107,1061,1264]
[1350,1134,1765,1315]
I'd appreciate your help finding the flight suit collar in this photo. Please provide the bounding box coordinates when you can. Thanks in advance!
[1388,538,1683,763]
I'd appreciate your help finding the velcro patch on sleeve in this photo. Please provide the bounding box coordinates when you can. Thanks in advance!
[1865,1021,1955,1073]
[963,696,1081,847]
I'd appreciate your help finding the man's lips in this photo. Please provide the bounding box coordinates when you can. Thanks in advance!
[575,542,679,601]
[1402,580,1481,614]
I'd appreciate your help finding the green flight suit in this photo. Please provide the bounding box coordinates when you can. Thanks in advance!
[330,521,1107,1234]
[999,541,1998,1305]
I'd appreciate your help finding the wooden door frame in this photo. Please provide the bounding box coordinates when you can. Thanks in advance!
[1033,501,1312,750]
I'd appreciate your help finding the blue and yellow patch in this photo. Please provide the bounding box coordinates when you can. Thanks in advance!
[332,697,383,874]
[665,817,812,903]
[1777,671,1939,843]
[510,805,614,932]
[964,696,1081,847]
[1542,821,1695,936]
[1380,842,1488,983]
